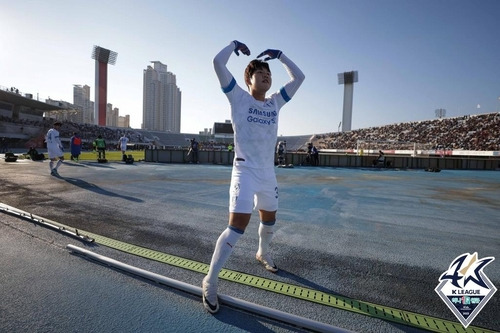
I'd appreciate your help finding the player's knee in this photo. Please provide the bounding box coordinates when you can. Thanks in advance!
[259,210,277,222]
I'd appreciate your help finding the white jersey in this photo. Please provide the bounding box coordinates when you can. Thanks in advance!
[119,136,129,150]
[46,128,63,158]
[214,42,305,169]
[229,88,282,168]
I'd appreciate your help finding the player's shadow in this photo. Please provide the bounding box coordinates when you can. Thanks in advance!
[215,308,294,332]
[85,162,116,169]
[61,176,143,202]
[276,268,341,297]
[63,162,88,168]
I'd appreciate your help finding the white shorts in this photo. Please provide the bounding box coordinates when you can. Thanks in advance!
[229,165,278,214]
[47,145,63,159]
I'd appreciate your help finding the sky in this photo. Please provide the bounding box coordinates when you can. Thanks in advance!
[1,0,499,135]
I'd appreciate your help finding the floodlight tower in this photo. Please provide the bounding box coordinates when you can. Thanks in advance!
[91,45,118,126]
[435,108,446,118]
[338,71,358,132]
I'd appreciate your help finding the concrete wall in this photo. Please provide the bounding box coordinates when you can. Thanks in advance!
[145,149,500,171]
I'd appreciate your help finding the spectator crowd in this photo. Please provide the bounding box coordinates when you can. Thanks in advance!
[312,113,499,151]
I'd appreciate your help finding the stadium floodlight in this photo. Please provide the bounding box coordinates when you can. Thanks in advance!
[338,71,358,132]
[435,108,446,118]
[91,46,118,65]
[337,71,358,85]
[91,46,118,126]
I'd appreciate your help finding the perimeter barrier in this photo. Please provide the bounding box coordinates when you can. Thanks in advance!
[145,149,500,170]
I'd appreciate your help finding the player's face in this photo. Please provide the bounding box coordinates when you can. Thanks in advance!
[250,69,272,92]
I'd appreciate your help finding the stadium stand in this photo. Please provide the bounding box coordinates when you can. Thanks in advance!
[312,113,499,151]
[145,131,197,148]
[1,113,499,153]
[277,135,314,152]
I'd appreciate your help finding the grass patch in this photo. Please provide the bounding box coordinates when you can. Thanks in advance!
[67,150,145,162]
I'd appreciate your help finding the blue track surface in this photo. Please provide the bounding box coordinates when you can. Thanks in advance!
[1,158,499,332]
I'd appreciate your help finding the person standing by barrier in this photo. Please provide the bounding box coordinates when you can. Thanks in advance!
[190,138,199,163]
[373,150,385,167]
[310,144,319,166]
[70,132,82,161]
[0,137,7,153]
[45,121,64,176]
[276,141,285,166]
[95,135,106,160]
[202,40,305,314]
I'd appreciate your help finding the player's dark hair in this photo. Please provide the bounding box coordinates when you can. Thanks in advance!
[244,60,270,87]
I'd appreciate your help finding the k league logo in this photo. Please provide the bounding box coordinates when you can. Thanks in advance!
[435,252,497,328]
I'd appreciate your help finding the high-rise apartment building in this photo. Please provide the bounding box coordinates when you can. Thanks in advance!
[106,103,119,127]
[73,84,94,124]
[142,61,181,132]
[118,115,130,128]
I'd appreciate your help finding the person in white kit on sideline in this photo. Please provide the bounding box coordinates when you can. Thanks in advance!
[202,40,305,314]
[118,134,129,154]
[45,121,64,176]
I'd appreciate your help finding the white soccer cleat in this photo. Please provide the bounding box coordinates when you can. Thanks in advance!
[202,276,219,314]
[256,252,278,273]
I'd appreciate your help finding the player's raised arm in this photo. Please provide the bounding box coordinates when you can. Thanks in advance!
[213,40,251,90]
[257,49,305,101]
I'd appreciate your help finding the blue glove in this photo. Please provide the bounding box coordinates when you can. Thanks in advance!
[257,49,282,61]
[233,40,250,56]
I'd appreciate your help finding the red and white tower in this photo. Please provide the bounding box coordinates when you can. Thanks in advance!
[91,46,117,126]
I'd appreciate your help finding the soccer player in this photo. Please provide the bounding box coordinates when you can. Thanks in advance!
[202,40,305,313]
[118,134,129,156]
[45,121,64,176]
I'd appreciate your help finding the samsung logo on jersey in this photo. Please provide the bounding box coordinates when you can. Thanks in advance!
[247,116,276,125]
[248,108,277,118]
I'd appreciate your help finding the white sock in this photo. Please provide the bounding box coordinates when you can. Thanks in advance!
[258,221,275,256]
[49,161,54,171]
[55,160,62,170]
[206,226,243,283]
